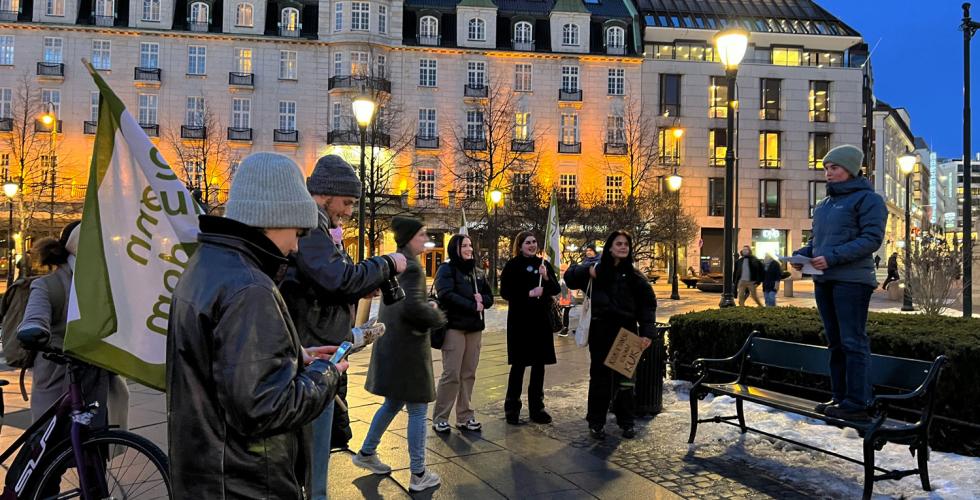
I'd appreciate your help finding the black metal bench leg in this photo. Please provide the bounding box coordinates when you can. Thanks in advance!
[917,442,931,491]
[862,438,875,500]
[688,388,699,443]
[735,398,747,433]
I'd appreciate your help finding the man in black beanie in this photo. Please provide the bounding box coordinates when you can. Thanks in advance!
[279,154,406,500]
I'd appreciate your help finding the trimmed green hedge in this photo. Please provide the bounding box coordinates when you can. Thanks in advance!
[667,307,980,454]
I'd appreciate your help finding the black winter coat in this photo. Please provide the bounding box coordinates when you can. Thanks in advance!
[435,262,494,332]
[167,216,340,499]
[499,255,560,366]
[763,260,782,292]
[733,255,765,284]
[564,261,657,349]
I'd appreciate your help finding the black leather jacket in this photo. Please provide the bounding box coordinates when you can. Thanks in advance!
[167,216,340,499]
[434,262,493,332]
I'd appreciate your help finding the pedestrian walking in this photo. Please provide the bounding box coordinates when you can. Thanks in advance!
[792,144,886,421]
[564,230,656,440]
[881,252,900,290]
[733,245,765,306]
[874,254,881,270]
[167,152,347,498]
[499,231,561,425]
[354,216,447,492]
[279,154,407,500]
[432,234,493,434]
[762,254,782,307]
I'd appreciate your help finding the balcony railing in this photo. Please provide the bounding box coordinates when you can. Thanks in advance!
[559,88,582,102]
[35,120,62,133]
[511,139,534,152]
[463,138,486,151]
[760,159,781,169]
[229,72,254,86]
[188,21,209,32]
[604,142,627,155]
[415,136,439,149]
[558,142,581,154]
[327,75,392,94]
[327,130,391,147]
[464,84,488,98]
[659,155,680,166]
[36,62,65,77]
[141,123,159,137]
[606,45,626,55]
[83,120,97,135]
[0,10,18,21]
[134,67,162,82]
[279,27,300,37]
[417,34,441,46]
[92,14,114,26]
[227,127,252,141]
[512,39,534,51]
[181,125,206,139]
[0,117,12,132]
[274,129,299,143]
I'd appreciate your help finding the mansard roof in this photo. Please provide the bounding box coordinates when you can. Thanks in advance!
[634,0,859,37]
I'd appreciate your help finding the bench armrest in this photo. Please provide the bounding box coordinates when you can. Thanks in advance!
[870,355,948,419]
[691,331,759,383]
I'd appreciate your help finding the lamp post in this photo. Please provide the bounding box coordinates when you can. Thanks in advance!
[352,94,376,262]
[489,189,503,291]
[40,102,57,235]
[713,27,748,308]
[4,180,18,287]
[899,151,917,311]
[962,4,980,316]
[666,171,683,300]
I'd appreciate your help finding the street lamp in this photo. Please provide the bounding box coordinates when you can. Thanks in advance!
[962,4,980,316]
[352,94,376,262]
[40,101,58,235]
[666,171,683,300]
[713,27,748,308]
[4,179,18,287]
[899,151,917,311]
[489,189,503,291]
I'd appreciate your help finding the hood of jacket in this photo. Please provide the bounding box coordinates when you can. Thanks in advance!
[826,176,873,197]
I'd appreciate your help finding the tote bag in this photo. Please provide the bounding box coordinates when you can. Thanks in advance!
[575,278,593,347]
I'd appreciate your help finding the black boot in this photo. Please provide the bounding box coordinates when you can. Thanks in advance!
[529,409,552,424]
[504,399,522,425]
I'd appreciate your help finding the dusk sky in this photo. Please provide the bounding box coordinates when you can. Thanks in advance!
[818,0,968,159]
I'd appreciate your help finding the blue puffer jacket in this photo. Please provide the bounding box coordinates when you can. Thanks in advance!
[793,177,887,287]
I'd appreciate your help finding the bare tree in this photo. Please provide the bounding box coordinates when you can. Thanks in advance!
[162,97,238,213]
[905,240,963,316]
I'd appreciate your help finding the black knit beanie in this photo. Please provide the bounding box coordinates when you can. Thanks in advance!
[307,155,363,198]
[392,215,424,248]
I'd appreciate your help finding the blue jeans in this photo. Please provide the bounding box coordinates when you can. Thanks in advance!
[360,399,428,474]
[814,281,874,410]
[764,290,777,307]
[310,401,335,500]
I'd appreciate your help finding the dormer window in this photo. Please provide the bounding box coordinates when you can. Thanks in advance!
[606,26,625,54]
[280,7,300,35]
[514,21,533,50]
[419,16,439,45]
[188,1,209,30]
[561,23,579,46]
[467,18,485,41]
[235,2,253,27]
[94,0,113,17]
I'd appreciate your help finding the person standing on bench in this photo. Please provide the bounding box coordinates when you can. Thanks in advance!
[792,144,886,421]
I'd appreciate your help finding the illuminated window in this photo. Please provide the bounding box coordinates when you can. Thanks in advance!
[708,76,727,118]
[809,133,831,169]
[771,46,801,66]
[809,81,830,122]
[759,131,780,168]
[417,169,435,200]
[760,78,780,120]
[514,112,530,141]
[235,2,253,27]
[658,129,680,165]
[709,128,727,167]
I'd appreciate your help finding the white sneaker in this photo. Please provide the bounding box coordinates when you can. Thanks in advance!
[409,469,441,492]
[456,418,482,432]
[432,420,451,433]
[351,451,392,475]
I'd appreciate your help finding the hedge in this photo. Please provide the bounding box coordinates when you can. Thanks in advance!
[667,307,980,455]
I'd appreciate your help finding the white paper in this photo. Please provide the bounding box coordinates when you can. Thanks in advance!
[780,255,824,275]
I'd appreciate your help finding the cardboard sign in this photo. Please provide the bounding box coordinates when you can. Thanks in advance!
[356,297,373,326]
[603,328,646,378]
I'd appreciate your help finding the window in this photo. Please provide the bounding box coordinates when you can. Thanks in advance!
[708,178,724,216]
[759,179,781,218]
[0,88,13,119]
[466,110,483,139]
[514,111,530,140]
[467,61,485,87]
[94,0,112,17]
[281,7,299,30]
[235,2,253,26]
[810,81,830,122]
[709,128,727,166]
[559,174,577,202]
[417,168,435,200]
[606,175,623,204]
[279,50,297,80]
[91,40,111,70]
[350,51,368,76]
[418,108,436,138]
[464,171,483,199]
[41,89,60,116]
[607,68,624,95]
[652,42,717,61]
[659,74,680,116]
[187,45,206,75]
[803,50,843,68]
[420,16,438,38]
[515,64,532,91]
[333,52,343,76]
[351,2,369,31]
[43,37,63,63]
[808,181,827,217]
[279,101,296,131]
[760,78,781,120]
[468,18,485,41]
[45,0,64,16]
[231,98,250,129]
[658,129,680,165]
[561,24,579,46]
[512,172,531,200]
[0,36,12,66]
[0,153,8,181]
[189,2,208,23]
[332,101,347,130]
[185,96,204,126]
[375,55,386,77]
[606,115,624,143]
[514,21,532,43]
[235,48,252,74]
[606,26,625,49]
[809,132,831,169]
[419,59,437,87]
[759,132,780,168]
[139,42,159,68]
[708,76,728,118]
[142,0,160,21]
[772,46,802,66]
[560,113,578,144]
[378,5,387,33]
[334,2,342,31]
[560,66,579,91]
[138,93,158,125]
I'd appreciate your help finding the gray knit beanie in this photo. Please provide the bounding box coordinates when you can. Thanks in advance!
[822,145,864,177]
[307,155,363,198]
[225,152,318,230]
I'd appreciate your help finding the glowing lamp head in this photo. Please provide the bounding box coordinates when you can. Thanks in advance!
[40,114,54,126]
[3,181,18,198]
[351,96,376,128]
[898,152,917,175]
[489,189,503,205]
[713,28,749,70]
[666,173,683,192]
[672,128,684,139]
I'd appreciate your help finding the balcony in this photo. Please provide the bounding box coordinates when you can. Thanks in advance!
[604,142,627,155]
[0,117,12,132]
[417,34,441,46]
[279,27,300,38]
[606,45,626,56]
[228,72,254,87]
[181,125,206,139]
[134,67,162,83]
[141,123,159,137]
[464,84,488,98]
[83,120,97,135]
[659,155,680,166]
[0,10,18,21]
[327,130,391,147]
[463,138,486,151]
[511,139,534,152]
[35,120,62,133]
[188,21,209,32]
[415,136,439,149]
[228,127,252,141]
[36,62,65,78]
[274,129,299,143]
[92,14,114,26]
[558,142,581,154]
[512,39,534,51]
[327,75,391,94]
[559,88,582,102]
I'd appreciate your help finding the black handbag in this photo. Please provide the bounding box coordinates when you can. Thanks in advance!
[428,276,448,349]
[547,297,563,334]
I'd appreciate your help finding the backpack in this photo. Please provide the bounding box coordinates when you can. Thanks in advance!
[1,276,42,369]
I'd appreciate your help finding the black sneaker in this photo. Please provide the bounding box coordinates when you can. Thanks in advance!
[589,425,606,440]
[529,410,552,424]
[621,426,636,439]
[505,414,522,425]
[824,404,871,422]
[814,400,839,414]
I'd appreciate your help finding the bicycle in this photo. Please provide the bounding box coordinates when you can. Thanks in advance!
[0,348,171,499]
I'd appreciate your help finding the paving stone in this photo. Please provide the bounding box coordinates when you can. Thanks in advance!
[563,466,681,500]
[389,461,504,500]
[452,450,579,498]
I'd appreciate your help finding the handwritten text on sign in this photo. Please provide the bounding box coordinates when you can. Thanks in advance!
[603,328,646,378]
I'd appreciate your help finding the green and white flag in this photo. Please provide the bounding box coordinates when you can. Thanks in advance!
[65,60,200,391]
[544,190,561,272]
[459,207,469,236]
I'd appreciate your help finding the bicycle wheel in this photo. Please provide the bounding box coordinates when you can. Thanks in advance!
[29,430,171,500]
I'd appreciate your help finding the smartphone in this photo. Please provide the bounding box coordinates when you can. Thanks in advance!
[329,341,354,364]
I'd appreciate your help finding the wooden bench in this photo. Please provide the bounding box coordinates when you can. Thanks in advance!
[688,331,947,500]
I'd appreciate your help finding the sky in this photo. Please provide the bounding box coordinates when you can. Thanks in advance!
[817,0,969,159]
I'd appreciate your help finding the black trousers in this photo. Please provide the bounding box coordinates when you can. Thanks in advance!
[505,364,545,413]
[587,338,634,428]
